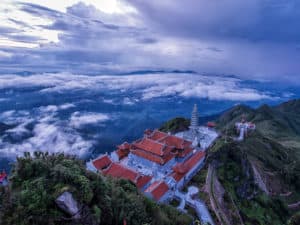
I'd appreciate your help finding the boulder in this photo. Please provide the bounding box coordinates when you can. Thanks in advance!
[55,191,81,219]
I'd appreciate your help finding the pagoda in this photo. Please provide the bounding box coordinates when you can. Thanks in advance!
[190,104,199,135]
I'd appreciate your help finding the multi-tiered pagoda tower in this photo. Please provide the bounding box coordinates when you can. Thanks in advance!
[190,104,200,148]
[190,104,199,131]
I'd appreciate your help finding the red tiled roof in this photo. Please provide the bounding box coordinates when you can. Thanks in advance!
[116,148,130,160]
[102,162,152,189]
[136,175,152,189]
[207,122,216,128]
[173,163,188,174]
[248,123,255,128]
[172,151,206,181]
[144,181,169,201]
[103,163,138,182]
[178,145,193,158]
[131,149,163,164]
[149,130,168,141]
[131,148,175,165]
[133,138,166,156]
[0,172,7,182]
[92,155,112,170]
[129,131,194,164]
[183,139,193,147]
[118,142,131,150]
[160,135,185,149]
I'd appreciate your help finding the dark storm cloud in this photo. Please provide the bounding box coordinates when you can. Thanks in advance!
[127,0,300,43]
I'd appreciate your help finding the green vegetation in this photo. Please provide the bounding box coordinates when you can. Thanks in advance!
[288,211,300,225]
[0,152,192,225]
[214,100,300,192]
[212,140,290,225]
[217,99,300,148]
[209,99,300,225]
[159,117,190,133]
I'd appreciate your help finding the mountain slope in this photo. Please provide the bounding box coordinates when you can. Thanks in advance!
[209,99,300,225]
[0,153,192,225]
[217,99,300,146]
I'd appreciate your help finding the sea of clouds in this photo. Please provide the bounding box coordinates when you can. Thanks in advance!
[0,72,274,101]
[0,102,110,159]
[0,72,283,162]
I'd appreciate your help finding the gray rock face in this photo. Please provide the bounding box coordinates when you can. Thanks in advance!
[55,191,81,219]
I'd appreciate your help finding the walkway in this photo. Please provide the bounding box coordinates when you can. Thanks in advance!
[175,187,215,225]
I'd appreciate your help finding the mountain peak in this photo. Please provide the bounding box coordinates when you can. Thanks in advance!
[276,99,300,113]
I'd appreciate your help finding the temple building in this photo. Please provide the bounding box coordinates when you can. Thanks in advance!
[86,104,218,203]
[87,129,206,202]
[235,116,256,141]
[127,130,194,177]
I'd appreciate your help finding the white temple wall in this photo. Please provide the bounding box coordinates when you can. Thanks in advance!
[110,151,119,162]
[127,153,176,176]
[176,157,205,190]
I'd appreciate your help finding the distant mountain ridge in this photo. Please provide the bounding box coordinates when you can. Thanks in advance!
[217,99,300,148]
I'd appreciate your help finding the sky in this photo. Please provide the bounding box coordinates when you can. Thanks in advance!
[0,0,300,83]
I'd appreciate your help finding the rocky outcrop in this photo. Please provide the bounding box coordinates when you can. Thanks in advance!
[236,157,257,199]
[250,160,269,195]
[55,191,81,219]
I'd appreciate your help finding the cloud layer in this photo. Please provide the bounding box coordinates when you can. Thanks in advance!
[70,112,110,128]
[0,71,291,162]
[0,102,110,158]
[0,72,273,101]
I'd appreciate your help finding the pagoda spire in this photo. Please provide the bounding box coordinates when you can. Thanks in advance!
[190,104,199,129]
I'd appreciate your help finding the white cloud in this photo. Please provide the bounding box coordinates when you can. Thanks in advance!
[0,110,16,118]
[38,103,75,113]
[123,97,137,105]
[0,1,61,46]
[0,72,274,101]
[60,103,75,109]
[0,98,8,102]
[0,50,12,58]
[0,122,92,158]
[102,98,116,104]
[9,0,135,14]
[70,111,110,128]
[0,105,92,158]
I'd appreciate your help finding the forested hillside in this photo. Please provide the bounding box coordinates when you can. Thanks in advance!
[0,153,192,225]
[208,99,300,225]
